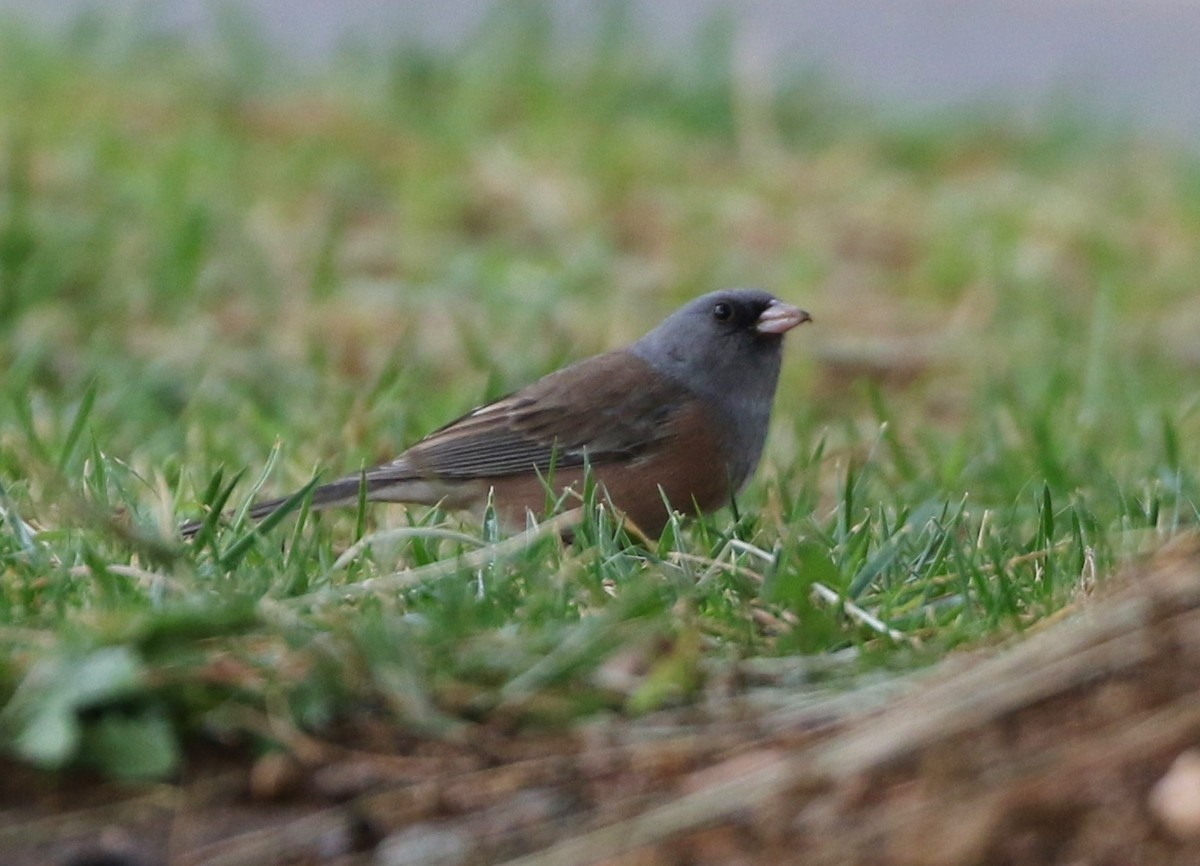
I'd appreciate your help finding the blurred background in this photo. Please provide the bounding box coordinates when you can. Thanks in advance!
[0,0,1196,561]
[7,0,1200,141]
[1,0,1197,515]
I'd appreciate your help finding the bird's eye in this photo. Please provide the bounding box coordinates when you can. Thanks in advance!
[712,302,732,321]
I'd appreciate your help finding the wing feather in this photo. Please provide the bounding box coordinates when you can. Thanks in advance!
[363,351,690,483]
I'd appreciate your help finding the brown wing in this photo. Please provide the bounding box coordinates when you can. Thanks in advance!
[369,350,692,483]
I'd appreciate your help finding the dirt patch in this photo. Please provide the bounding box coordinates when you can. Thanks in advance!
[5,538,1200,865]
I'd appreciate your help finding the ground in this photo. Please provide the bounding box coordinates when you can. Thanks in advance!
[6,539,1199,866]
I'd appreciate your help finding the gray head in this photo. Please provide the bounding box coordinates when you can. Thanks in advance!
[629,288,810,489]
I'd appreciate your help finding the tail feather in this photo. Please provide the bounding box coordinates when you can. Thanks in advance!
[180,474,371,540]
[177,458,482,540]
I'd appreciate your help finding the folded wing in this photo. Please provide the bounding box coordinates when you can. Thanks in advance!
[374,350,688,482]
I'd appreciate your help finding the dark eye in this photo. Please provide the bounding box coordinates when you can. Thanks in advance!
[712,302,732,321]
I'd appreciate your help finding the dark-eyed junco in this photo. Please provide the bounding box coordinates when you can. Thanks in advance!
[184,289,809,539]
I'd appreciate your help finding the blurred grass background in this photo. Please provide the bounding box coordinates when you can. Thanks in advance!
[0,3,1198,779]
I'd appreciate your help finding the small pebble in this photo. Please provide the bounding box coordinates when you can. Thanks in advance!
[376,823,471,866]
[1149,749,1200,839]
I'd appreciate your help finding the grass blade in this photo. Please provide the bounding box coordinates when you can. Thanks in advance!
[57,380,98,473]
[218,475,321,571]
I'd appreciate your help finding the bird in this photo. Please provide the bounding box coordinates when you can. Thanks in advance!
[183,289,810,540]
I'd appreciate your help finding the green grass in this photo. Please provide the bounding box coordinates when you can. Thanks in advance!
[1,4,1198,779]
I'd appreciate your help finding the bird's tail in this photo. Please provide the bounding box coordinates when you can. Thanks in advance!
[179,474,368,540]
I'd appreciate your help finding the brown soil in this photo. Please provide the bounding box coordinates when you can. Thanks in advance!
[5,537,1200,866]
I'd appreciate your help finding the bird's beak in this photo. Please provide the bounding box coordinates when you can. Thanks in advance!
[756,301,812,335]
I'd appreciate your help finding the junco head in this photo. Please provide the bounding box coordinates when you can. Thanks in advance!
[184,289,810,539]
